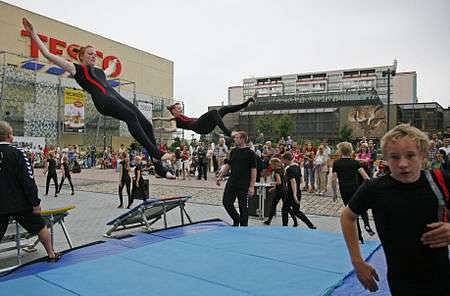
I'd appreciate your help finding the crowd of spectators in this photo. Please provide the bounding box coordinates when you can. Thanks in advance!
[14,131,450,190]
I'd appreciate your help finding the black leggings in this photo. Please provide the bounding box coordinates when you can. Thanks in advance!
[93,90,168,177]
[283,195,315,228]
[59,174,74,193]
[266,190,296,225]
[118,178,131,207]
[222,183,249,226]
[189,99,252,136]
[46,173,58,195]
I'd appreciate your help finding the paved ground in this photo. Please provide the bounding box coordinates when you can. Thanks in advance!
[36,167,346,216]
[0,168,378,270]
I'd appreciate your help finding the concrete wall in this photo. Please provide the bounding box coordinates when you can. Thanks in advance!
[228,86,243,105]
[392,72,417,104]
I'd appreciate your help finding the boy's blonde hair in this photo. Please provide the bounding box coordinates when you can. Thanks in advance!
[381,124,430,157]
[0,121,12,141]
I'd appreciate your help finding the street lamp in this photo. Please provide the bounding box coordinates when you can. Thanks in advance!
[382,68,396,131]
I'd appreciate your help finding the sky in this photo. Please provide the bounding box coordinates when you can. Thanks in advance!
[4,0,450,116]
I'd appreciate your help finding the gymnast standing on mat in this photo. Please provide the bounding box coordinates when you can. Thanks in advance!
[22,18,174,179]
[154,93,257,137]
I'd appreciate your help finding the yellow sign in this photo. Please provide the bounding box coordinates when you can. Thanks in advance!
[64,88,86,133]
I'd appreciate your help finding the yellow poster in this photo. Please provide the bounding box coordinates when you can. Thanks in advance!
[64,88,85,133]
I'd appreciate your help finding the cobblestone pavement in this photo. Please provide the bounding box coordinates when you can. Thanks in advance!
[34,168,345,217]
[1,168,378,270]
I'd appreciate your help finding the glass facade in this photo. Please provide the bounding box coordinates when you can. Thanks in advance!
[397,103,444,132]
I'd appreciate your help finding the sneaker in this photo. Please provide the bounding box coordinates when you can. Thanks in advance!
[165,171,176,179]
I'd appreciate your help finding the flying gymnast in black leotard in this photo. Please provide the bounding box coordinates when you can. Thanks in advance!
[23,18,174,179]
[154,93,256,137]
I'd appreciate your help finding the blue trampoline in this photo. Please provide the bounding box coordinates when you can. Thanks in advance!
[0,220,386,296]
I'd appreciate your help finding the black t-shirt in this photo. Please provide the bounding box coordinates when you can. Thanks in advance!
[228,147,257,190]
[349,171,450,291]
[332,158,361,189]
[121,160,130,181]
[47,158,57,175]
[273,168,286,196]
[285,164,302,198]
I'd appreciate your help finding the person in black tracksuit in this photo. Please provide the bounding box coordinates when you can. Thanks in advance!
[22,18,174,180]
[282,152,316,229]
[216,131,257,226]
[129,156,149,209]
[0,121,60,261]
[58,156,74,195]
[117,152,131,208]
[44,152,58,197]
[196,143,208,180]
[331,142,374,243]
[263,158,297,226]
[156,93,256,137]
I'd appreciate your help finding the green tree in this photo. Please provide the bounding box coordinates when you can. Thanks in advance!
[170,137,182,151]
[255,114,276,138]
[274,114,294,139]
[337,125,353,143]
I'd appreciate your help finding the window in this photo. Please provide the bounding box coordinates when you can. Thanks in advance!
[343,70,359,78]
[312,73,326,79]
[297,74,311,80]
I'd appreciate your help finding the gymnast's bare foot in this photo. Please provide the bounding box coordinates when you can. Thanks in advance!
[248,92,258,103]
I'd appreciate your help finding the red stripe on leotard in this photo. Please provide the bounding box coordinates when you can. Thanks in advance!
[81,64,107,95]
[176,114,196,124]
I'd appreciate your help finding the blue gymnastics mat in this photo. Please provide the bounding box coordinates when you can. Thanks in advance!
[0,220,380,296]
[331,245,391,295]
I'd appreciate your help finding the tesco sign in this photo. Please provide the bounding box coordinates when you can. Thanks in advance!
[20,30,122,78]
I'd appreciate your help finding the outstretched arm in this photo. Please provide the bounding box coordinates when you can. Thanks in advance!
[341,207,379,292]
[22,18,76,75]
